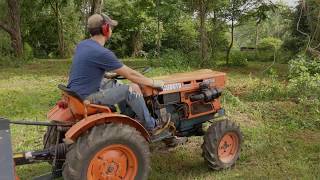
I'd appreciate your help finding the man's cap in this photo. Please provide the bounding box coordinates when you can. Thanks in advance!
[87,13,118,29]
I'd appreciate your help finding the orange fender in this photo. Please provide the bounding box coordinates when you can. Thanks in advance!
[65,113,150,143]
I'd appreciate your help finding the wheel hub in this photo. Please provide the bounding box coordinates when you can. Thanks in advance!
[87,144,138,180]
[218,132,239,163]
[106,162,118,174]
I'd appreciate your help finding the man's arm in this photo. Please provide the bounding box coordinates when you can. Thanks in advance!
[113,65,154,86]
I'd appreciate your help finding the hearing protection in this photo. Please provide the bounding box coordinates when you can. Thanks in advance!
[100,14,110,37]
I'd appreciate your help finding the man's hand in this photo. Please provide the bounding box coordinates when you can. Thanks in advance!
[104,72,118,79]
[113,66,166,91]
[152,79,165,91]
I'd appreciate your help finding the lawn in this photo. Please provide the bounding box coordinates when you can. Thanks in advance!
[0,59,319,179]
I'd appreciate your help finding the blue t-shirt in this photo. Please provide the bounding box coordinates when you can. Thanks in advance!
[67,39,123,99]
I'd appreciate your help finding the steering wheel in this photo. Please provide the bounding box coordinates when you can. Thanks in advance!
[104,66,152,80]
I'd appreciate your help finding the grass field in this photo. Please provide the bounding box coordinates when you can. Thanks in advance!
[1,59,319,179]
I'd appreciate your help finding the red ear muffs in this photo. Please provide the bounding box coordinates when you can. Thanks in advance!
[101,23,110,37]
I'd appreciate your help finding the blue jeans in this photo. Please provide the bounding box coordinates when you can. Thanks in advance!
[86,79,156,130]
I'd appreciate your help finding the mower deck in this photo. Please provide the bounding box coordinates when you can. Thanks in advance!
[0,119,15,180]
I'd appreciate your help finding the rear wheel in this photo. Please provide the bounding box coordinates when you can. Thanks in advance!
[43,126,65,174]
[202,119,242,170]
[63,123,150,180]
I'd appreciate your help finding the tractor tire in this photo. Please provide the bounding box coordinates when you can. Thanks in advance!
[202,119,242,170]
[43,126,66,177]
[43,126,63,149]
[62,123,150,180]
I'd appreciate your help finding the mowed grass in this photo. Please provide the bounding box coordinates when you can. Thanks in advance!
[0,59,319,179]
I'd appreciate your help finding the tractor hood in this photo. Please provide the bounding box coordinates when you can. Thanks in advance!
[143,69,226,96]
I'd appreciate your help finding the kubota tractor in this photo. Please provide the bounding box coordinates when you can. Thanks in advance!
[0,68,243,180]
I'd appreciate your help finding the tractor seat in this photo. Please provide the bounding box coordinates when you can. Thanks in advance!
[58,84,83,102]
[58,84,116,112]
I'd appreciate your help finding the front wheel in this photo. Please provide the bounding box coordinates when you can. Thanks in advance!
[202,119,242,170]
[63,123,150,180]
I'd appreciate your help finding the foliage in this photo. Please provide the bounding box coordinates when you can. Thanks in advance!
[229,50,248,66]
[288,55,320,100]
[258,37,282,51]
[22,42,33,61]
[162,14,199,54]
[0,30,12,56]
[155,49,198,69]
[21,0,82,58]
[288,1,320,55]
[255,37,283,62]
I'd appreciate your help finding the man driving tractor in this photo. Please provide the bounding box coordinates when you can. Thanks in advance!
[67,13,169,134]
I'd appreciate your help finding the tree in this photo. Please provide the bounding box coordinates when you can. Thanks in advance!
[294,0,320,57]
[223,0,248,65]
[0,0,23,57]
[90,0,104,14]
[105,0,155,57]
[47,0,66,58]
[185,0,216,66]
[243,1,277,51]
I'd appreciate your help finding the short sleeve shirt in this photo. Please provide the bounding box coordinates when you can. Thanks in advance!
[67,39,123,99]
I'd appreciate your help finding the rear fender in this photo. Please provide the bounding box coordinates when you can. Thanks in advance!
[65,113,150,143]
[47,104,74,122]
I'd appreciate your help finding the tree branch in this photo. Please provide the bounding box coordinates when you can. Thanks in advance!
[0,20,13,35]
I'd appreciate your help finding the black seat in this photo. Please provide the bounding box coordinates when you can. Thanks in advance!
[58,84,83,101]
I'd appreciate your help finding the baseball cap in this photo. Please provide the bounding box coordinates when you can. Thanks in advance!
[87,13,118,30]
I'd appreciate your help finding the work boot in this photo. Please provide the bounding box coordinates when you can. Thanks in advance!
[163,136,188,148]
[149,113,171,136]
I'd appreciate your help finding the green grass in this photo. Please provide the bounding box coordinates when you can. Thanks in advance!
[1,59,319,179]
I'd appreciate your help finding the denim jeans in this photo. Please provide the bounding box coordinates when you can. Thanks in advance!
[86,79,156,130]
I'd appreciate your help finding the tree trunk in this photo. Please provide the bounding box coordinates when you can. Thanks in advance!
[255,23,259,51]
[0,0,23,57]
[199,0,208,66]
[90,0,104,15]
[156,0,161,57]
[8,0,22,57]
[226,17,234,65]
[49,0,65,58]
[131,31,143,57]
[85,0,104,38]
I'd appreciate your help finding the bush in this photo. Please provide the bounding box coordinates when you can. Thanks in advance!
[258,37,282,51]
[22,42,34,61]
[288,55,320,100]
[254,37,283,62]
[156,49,200,69]
[230,50,248,66]
[0,42,34,67]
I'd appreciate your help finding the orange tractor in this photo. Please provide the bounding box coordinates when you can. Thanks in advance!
[0,69,242,180]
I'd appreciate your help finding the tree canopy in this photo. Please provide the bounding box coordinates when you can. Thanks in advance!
[0,0,319,65]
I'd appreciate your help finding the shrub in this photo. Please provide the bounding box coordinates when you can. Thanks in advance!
[255,37,283,62]
[230,50,248,66]
[288,55,320,100]
[22,42,34,61]
[157,49,200,69]
[258,37,282,51]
